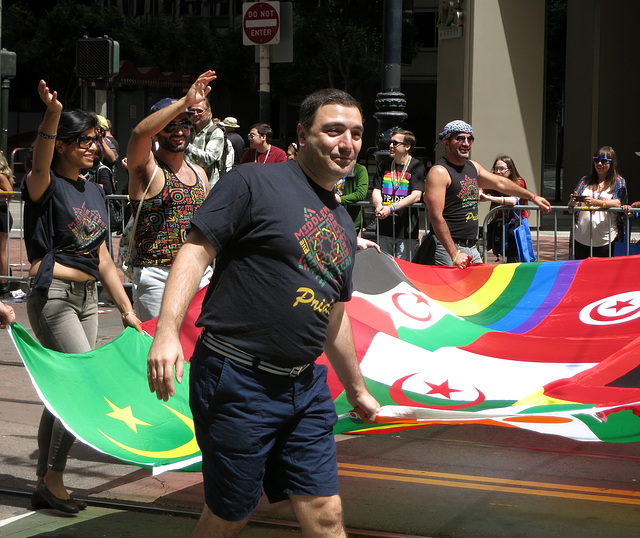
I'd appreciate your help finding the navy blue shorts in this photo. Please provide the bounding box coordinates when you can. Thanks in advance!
[189,339,339,522]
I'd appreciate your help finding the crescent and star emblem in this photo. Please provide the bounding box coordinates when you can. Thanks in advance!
[579,292,640,326]
[389,373,486,409]
[392,292,432,322]
[99,403,200,459]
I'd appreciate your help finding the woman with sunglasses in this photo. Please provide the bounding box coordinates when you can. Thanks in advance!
[481,154,529,262]
[569,146,627,259]
[22,80,142,514]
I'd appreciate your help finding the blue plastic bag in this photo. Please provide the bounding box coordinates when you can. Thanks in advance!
[513,217,536,262]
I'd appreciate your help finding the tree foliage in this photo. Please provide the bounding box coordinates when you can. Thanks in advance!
[3,0,385,113]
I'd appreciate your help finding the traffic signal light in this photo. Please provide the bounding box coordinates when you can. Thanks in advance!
[76,37,120,79]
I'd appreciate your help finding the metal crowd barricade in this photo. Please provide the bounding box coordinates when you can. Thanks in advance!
[353,200,428,262]
[0,192,132,288]
[1,191,29,288]
[481,204,636,263]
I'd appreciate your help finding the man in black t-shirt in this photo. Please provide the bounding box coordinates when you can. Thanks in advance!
[147,88,378,537]
[424,120,551,268]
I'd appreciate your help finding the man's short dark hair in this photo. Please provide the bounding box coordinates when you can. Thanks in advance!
[299,89,362,130]
[250,123,273,143]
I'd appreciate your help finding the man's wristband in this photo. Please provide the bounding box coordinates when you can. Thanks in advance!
[530,194,537,201]
[453,250,462,264]
[390,204,396,213]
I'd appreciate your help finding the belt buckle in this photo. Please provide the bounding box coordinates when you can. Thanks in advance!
[289,365,306,377]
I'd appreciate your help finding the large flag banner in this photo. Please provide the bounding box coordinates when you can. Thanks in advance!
[8,322,202,475]
[8,249,640,473]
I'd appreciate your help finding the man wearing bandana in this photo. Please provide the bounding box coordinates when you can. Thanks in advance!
[424,120,552,268]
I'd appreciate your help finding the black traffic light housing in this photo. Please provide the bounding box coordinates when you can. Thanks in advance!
[76,36,120,79]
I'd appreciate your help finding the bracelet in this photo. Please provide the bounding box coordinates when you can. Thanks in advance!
[453,250,462,264]
[390,204,396,213]
[530,194,537,201]
[121,311,135,319]
[500,197,505,205]
[37,130,57,140]
[603,201,607,208]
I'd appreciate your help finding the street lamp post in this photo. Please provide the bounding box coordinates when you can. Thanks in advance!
[373,0,407,156]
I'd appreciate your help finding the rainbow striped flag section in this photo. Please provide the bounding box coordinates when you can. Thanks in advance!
[8,250,640,473]
[329,250,640,442]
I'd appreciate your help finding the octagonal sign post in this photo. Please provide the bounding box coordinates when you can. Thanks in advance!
[243,1,281,46]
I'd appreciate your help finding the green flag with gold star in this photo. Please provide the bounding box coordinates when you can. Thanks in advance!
[8,323,202,475]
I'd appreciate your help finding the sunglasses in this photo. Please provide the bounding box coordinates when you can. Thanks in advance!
[455,135,475,143]
[493,166,509,173]
[163,121,193,133]
[389,140,407,147]
[593,157,612,164]
[189,109,205,114]
[247,133,260,139]
[76,135,100,149]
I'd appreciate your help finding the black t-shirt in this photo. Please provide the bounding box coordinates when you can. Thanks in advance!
[437,157,479,240]
[22,170,108,295]
[373,157,426,238]
[192,160,356,367]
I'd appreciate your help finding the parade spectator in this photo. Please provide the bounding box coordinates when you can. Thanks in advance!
[287,141,298,160]
[23,80,141,514]
[424,120,551,268]
[96,115,119,176]
[219,116,245,166]
[481,155,529,217]
[335,162,369,232]
[126,71,215,322]
[147,88,378,537]
[185,97,234,188]
[0,153,14,297]
[569,146,627,259]
[239,123,287,164]
[372,129,425,260]
[480,154,529,262]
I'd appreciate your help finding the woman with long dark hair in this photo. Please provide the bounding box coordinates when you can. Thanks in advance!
[23,81,141,513]
[569,146,627,259]
[480,154,529,262]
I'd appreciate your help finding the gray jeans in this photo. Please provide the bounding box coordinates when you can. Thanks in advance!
[433,236,482,266]
[379,235,418,261]
[27,278,98,476]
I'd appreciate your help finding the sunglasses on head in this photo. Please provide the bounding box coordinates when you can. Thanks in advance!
[76,135,100,149]
[163,121,193,133]
[593,157,612,164]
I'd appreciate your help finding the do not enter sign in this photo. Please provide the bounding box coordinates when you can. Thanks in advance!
[243,1,280,46]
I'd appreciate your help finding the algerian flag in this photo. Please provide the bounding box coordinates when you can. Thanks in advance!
[8,323,201,475]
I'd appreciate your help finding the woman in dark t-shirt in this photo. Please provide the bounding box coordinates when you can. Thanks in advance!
[23,80,142,514]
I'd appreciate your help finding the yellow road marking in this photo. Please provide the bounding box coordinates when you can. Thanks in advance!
[338,463,640,505]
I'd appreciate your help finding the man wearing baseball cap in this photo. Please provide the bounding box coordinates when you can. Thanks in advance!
[424,120,551,268]
[125,70,215,321]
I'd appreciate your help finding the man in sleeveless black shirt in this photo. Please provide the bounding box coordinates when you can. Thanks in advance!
[424,120,551,268]
[147,88,378,537]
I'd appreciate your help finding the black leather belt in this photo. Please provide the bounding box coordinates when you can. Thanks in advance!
[201,331,310,377]
[452,238,477,248]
